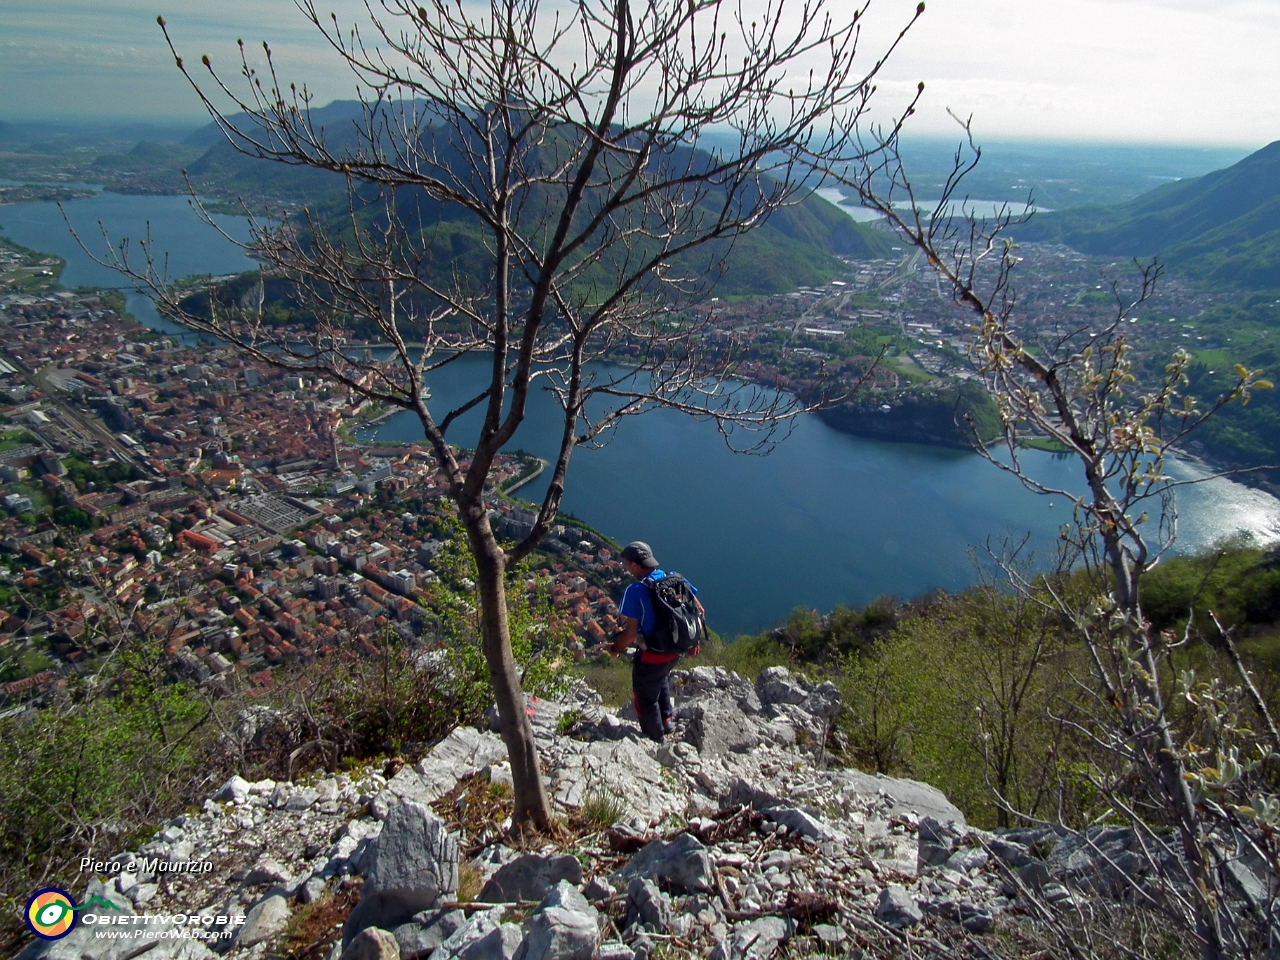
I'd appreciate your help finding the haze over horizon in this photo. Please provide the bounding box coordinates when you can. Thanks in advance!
[0,0,1277,149]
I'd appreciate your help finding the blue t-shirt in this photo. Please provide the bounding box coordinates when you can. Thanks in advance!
[620,570,698,638]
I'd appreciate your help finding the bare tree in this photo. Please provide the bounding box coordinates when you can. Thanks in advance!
[88,0,923,829]
[836,126,1278,958]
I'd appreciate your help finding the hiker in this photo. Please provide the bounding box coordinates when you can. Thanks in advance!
[606,540,705,742]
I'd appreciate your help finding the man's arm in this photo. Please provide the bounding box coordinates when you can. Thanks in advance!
[608,616,638,655]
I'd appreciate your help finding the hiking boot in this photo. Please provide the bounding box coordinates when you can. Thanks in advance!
[662,717,674,735]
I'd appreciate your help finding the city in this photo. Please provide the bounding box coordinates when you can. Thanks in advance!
[0,268,629,705]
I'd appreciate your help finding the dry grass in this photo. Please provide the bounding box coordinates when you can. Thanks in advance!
[456,862,484,903]
[432,772,516,857]
[278,882,360,960]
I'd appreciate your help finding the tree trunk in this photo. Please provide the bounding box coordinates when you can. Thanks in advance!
[461,504,553,830]
[1113,554,1227,959]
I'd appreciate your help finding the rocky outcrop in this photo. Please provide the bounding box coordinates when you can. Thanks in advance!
[14,665,1175,960]
[345,800,459,945]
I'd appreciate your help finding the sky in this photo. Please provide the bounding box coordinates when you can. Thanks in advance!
[1,0,1277,146]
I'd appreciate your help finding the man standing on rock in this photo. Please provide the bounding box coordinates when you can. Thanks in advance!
[606,541,703,742]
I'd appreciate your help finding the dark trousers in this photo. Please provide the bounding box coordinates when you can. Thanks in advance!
[632,656,677,742]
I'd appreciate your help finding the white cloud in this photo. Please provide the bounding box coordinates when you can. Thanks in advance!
[1,0,1276,144]
[860,0,1280,145]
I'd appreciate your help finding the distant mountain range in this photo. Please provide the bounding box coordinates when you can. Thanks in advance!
[1016,140,1280,290]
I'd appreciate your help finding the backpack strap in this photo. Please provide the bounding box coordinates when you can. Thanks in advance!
[637,573,664,650]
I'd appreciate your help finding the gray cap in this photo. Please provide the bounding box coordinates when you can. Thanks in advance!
[621,541,659,569]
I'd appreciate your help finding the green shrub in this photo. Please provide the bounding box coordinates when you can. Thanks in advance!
[0,638,213,941]
[0,529,574,944]
[694,632,791,678]
[837,585,1075,828]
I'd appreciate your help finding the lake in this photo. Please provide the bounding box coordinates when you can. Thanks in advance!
[1,191,1269,635]
[0,191,256,337]
[360,353,1273,635]
[812,187,1050,223]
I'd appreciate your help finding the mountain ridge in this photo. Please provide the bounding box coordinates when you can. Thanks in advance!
[1014,139,1280,289]
[180,101,895,296]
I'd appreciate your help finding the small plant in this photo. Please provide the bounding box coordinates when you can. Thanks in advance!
[278,886,356,960]
[456,862,484,903]
[555,708,584,735]
[486,780,512,801]
[581,788,626,830]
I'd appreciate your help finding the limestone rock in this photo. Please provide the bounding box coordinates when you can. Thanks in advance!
[366,800,459,898]
[432,907,523,960]
[246,855,292,885]
[812,923,845,946]
[237,895,292,947]
[615,833,713,893]
[373,767,440,817]
[1019,861,1052,891]
[761,805,842,842]
[709,917,795,960]
[374,727,509,817]
[346,800,458,944]
[478,854,583,903]
[804,681,841,719]
[213,775,251,804]
[918,842,952,869]
[945,847,989,873]
[756,667,808,707]
[548,738,684,824]
[391,909,466,960]
[514,881,600,960]
[689,699,760,756]
[987,837,1032,868]
[874,885,922,929]
[830,769,966,826]
[924,898,995,934]
[917,816,962,846]
[339,927,401,960]
[624,877,671,931]
[285,787,320,811]
[418,727,509,785]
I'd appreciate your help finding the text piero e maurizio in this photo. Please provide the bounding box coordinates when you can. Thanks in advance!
[79,856,214,875]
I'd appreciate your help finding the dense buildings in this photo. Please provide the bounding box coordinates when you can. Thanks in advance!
[0,289,623,702]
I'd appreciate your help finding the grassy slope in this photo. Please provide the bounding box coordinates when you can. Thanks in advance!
[1015,140,1280,292]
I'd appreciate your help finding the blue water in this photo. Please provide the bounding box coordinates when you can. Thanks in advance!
[362,353,1279,636]
[0,191,256,338]
[3,192,1273,635]
[813,187,1049,223]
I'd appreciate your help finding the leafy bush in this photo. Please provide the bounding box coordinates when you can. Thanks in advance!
[693,632,791,678]
[0,530,573,946]
[0,635,215,944]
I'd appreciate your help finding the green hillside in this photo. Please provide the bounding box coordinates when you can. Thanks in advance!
[1016,140,1280,290]
[182,102,893,297]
